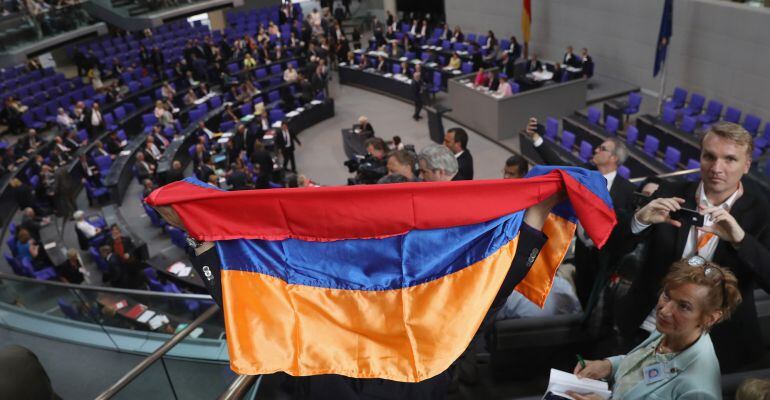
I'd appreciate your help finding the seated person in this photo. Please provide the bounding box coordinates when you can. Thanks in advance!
[473,67,489,87]
[569,258,741,400]
[74,210,104,241]
[376,56,387,72]
[495,268,581,319]
[356,116,374,136]
[494,75,513,97]
[56,249,91,285]
[447,52,462,70]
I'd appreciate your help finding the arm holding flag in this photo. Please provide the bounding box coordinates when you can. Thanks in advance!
[147,169,616,382]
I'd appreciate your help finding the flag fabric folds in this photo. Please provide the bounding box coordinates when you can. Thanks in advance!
[522,0,532,44]
[146,167,616,382]
[653,0,673,77]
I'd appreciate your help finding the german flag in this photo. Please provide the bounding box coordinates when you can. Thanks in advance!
[146,166,616,382]
[522,0,532,43]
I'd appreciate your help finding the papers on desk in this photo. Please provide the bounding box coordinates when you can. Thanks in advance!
[546,369,611,400]
[452,70,462,75]
[295,107,305,113]
[339,62,348,67]
[124,304,147,320]
[137,310,156,323]
[411,59,422,65]
[217,138,229,144]
[120,150,131,156]
[272,121,282,129]
[241,114,255,122]
[286,111,300,118]
[399,57,408,62]
[426,62,437,68]
[465,82,475,88]
[221,132,234,138]
[310,100,323,105]
[43,242,56,250]
[148,314,170,330]
[384,73,393,78]
[113,300,127,310]
[120,140,128,147]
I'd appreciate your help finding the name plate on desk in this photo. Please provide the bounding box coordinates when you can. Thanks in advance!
[271,121,282,128]
[286,111,300,118]
[384,73,393,78]
[310,100,323,105]
[43,242,56,250]
[120,150,131,156]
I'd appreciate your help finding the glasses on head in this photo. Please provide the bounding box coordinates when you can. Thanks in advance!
[687,256,727,309]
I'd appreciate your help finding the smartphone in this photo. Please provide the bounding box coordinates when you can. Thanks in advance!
[670,207,705,227]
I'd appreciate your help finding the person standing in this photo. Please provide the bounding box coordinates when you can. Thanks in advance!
[411,70,423,121]
[276,122,301,172]
[443,128,474,181]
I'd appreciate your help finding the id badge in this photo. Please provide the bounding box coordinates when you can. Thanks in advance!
[643,363,665,385]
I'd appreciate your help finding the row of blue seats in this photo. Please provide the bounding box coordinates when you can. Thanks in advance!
[664,87,770,150]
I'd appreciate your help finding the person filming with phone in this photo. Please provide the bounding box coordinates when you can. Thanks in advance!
[616,122,770,373]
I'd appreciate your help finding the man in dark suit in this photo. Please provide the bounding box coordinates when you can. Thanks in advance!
[250,140,274,189]
[196,158,216,182]
[276,122,301,172]
[524,117,636,307]
[443,128,474,181]
[525,55,542,73]
[499,52,515,79]
[614,122,770,373]
[166,160,185,183]
[411,70,423,121]
[232,124,255,159]
[134,152,155,182]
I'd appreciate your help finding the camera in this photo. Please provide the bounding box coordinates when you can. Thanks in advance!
[344,155,387,185]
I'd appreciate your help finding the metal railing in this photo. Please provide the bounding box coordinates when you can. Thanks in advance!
[218,374,261,400]
[95,304,220,400]
[628,167,699,183]
[0,271,212,300]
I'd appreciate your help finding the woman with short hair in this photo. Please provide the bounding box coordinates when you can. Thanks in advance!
[570,257,742,400]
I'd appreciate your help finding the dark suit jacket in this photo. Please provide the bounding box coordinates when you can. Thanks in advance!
[0,345,58,400]
[532,141,636,305]
[275,128,301,153]
[454,150,474,181]
[526,60,542,73]
[615,180,770,373]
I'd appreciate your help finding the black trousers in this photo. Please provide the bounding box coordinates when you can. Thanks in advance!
[283,149,297,172]
[413,97,423,119]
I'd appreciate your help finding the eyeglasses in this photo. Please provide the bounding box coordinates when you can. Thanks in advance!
[687,256,727,309]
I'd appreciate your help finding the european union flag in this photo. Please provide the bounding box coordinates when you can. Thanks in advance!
[654,0,673,77]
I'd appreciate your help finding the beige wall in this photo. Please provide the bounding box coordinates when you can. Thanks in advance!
[445,0,770,121]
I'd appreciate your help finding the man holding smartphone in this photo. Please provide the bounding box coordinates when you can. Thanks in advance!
[617,122,770,373]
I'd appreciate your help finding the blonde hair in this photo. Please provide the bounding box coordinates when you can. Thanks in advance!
[702,122,754,157]
[736,378,770,400]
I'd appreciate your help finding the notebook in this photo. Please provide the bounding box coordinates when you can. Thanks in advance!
[545,369,611,400]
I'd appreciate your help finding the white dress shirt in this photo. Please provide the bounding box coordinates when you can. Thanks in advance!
[633,181,742,331]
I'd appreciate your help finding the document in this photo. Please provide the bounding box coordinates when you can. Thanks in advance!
[137,310,156,323]
[167,261,185,275]
[545,369,611,400]
[148,314,170,330]
[43,242,56,250]
[120,150,131,156]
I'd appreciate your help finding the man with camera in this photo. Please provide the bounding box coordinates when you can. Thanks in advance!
[617,122,770,372]
[345,137,388,185]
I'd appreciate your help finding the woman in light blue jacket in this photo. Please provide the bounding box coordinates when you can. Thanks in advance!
[569,257,742,400]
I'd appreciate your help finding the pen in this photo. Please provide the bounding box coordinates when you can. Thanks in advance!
[576,354,586,369]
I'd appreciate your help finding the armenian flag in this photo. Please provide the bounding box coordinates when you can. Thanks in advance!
[145,166,616,382]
